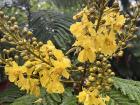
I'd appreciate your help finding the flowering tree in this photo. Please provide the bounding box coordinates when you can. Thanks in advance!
[0,0,140,105]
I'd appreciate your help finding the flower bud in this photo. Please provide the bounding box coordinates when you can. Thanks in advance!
[32,37,37,41]
[107,64,111,68]
[13,25,19,30]
[107,78,113,84]
[86,81,91,86]
[3,49,7,53]
[33,41,37,46]
[10,48,16,52]
[10,27,15,32]
[97,85,101,90]
[107,69,112,73]
[96,61,101,66]
[41,53,46,58]
[10,17,16,22]
[0,38,6,42]
[110,72,115,76]
[105,86,111,91]
[20,52,26,57]
[0,11,4,17]
[14,55,19,60]
[28,31,33,36]
[99,54,104,58]
[133,35,137,39]
[7,21,12,25]
[23,56,28,61]
[98,74,103,78]
[26,63,33,68]
[118,51,123,57]
[8,37,13,41]
[38,42,43,46]
[19,41,24,45]
[88,76,96,82]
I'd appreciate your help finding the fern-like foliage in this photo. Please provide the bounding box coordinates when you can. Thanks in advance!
[48,0,85,9]
[30,10,74,51]
[108,88,137,105]
[108,77,140,105]
[0,84,25,105]
[11,88,77,105]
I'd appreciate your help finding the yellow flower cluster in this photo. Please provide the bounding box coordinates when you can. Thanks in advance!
[0,1,138,104]
[70,6,126,105]
[78,89,110,105]
[5,40,71,96]
[70,7,126,63]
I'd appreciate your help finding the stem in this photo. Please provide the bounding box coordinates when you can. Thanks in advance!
[61,80,80,83]
[25,47,51,65]
[26,0,31,28]
[80,62,87,90]
[95,0,108,32]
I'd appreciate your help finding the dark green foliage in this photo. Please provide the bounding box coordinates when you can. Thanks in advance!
[0,84,25,105]
[30,10,75,51]
[108,77,140,105]
[10,95,38,105]
[130,29,140,62]
[60,88,77,105]
[48,0,85,9]
[108,88,138,105]
[113,77,140,104]
[11,88,78,105]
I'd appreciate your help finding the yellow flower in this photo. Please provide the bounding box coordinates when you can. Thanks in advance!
[17,76,40,96]
[103,8,125,32]
[70,14,95,38]
[94,35,104,51]
[46,40,56,50]
[53,49,64,60]
[43,67,68,93]
[78,90,87,103]
[100,30,117,56]
[39,40,71,93]
[70,22,86,38]
[113,13,126,31]
[5,61,26,82]
[46,80,64,93]
[52,58,71,79]
[39,70,50,87]
[24,60,39,75]
[78,89,109,105]
[74,36,96,63]
[73,7,89,20]
[29,78,40,96]
[78,48,96,63]
[17,73,28,90]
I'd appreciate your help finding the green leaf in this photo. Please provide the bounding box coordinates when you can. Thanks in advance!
[30,10,74,51]
[61,96,77,105]
[49,94,62,103]
[107,77,140,105]
[61,88,77,105]
[48,0,85,9]
[113,77,140,104]
[0,84,25,105]
[107,88,138,105]
[10,95,38,105]
[11,88,77,105]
